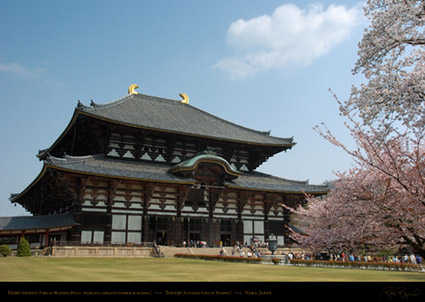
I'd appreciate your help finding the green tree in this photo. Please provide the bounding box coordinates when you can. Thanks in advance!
[0,244,12,257]
[16,238,32,257]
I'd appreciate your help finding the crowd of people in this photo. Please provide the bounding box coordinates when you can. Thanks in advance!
[185,239,423,265]
[290,251,423,264]
[182,240,208,248]
[229,243,262,258]
[341,253,422,264]
[219,242,424,265]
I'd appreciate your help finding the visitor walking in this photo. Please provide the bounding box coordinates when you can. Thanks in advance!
[232,245,238,256]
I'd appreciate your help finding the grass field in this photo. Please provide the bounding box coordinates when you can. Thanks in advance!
[1,257,425,282]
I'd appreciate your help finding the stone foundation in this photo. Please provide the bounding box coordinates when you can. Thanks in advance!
[51,246,153,257]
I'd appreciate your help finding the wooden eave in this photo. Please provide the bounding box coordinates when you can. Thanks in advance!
[10,162,196,204]
[224,183,330,196]
[37,107,295,161]
[10,164,49,203]
[37,110,80,160]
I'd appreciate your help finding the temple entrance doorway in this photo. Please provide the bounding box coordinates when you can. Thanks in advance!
[156,231,167,245]
[221,234,231,246]
[189,233,201,242]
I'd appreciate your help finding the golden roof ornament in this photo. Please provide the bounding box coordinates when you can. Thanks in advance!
[179,93,189,104]
[128,84,139,95]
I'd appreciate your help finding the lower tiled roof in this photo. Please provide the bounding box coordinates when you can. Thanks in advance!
[228,171,329,194]
[0,212,77,232]
[46,154,193,184]
[45,154,328,194]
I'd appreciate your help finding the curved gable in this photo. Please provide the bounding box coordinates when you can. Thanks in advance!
[168,150,241,181]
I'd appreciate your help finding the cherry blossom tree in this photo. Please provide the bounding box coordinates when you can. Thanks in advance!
[287,115,425,257]
[287,0,425,257]
[343,0,425,133]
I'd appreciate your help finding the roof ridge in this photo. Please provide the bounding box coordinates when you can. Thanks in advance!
[46,153,98,164]
[77,94,134,110]
[82,92,181,110]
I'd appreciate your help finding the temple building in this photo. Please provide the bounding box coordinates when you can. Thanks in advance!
[1,85,328,248]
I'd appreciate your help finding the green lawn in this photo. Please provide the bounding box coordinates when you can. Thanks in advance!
[1,257,424,282]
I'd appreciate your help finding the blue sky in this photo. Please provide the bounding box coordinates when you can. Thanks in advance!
[0,0,366,216]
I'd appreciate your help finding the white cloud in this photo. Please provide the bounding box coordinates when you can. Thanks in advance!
[0,61,64,87]
[0,61,45,79]
[214,3,363,79]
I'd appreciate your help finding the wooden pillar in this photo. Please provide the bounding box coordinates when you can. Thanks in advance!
[236,191,249,244]
[71,176,87,242]
[207,187,214,246]
[142,216,151,243]
[230,219,239,245]
[174,185,190,246]
[173,217,183,246]
[45,230,49,247]
[263,200,273,240]
[201,218,209,244]
[142,183,155,242]
[105,180,117,244]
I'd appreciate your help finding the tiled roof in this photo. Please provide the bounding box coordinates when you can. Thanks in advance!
[0,212,77,232]
[77,93,295,147]
[46,154,194,184]
[45,154,328,194]
[228,171,329,194]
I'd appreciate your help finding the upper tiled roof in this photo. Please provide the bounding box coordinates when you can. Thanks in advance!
[77,93,295,147]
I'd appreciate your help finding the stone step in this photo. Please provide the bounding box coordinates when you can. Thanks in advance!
[157,246,306,257]
[158,246,234,257]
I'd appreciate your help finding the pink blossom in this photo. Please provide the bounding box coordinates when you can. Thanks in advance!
[288,0,425,258]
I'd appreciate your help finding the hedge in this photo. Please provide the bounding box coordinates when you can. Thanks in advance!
[174,254,425,272]
[288,259,425,272]
[174,253,263,264]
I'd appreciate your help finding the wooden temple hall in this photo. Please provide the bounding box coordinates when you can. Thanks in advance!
[1,84,328,248]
